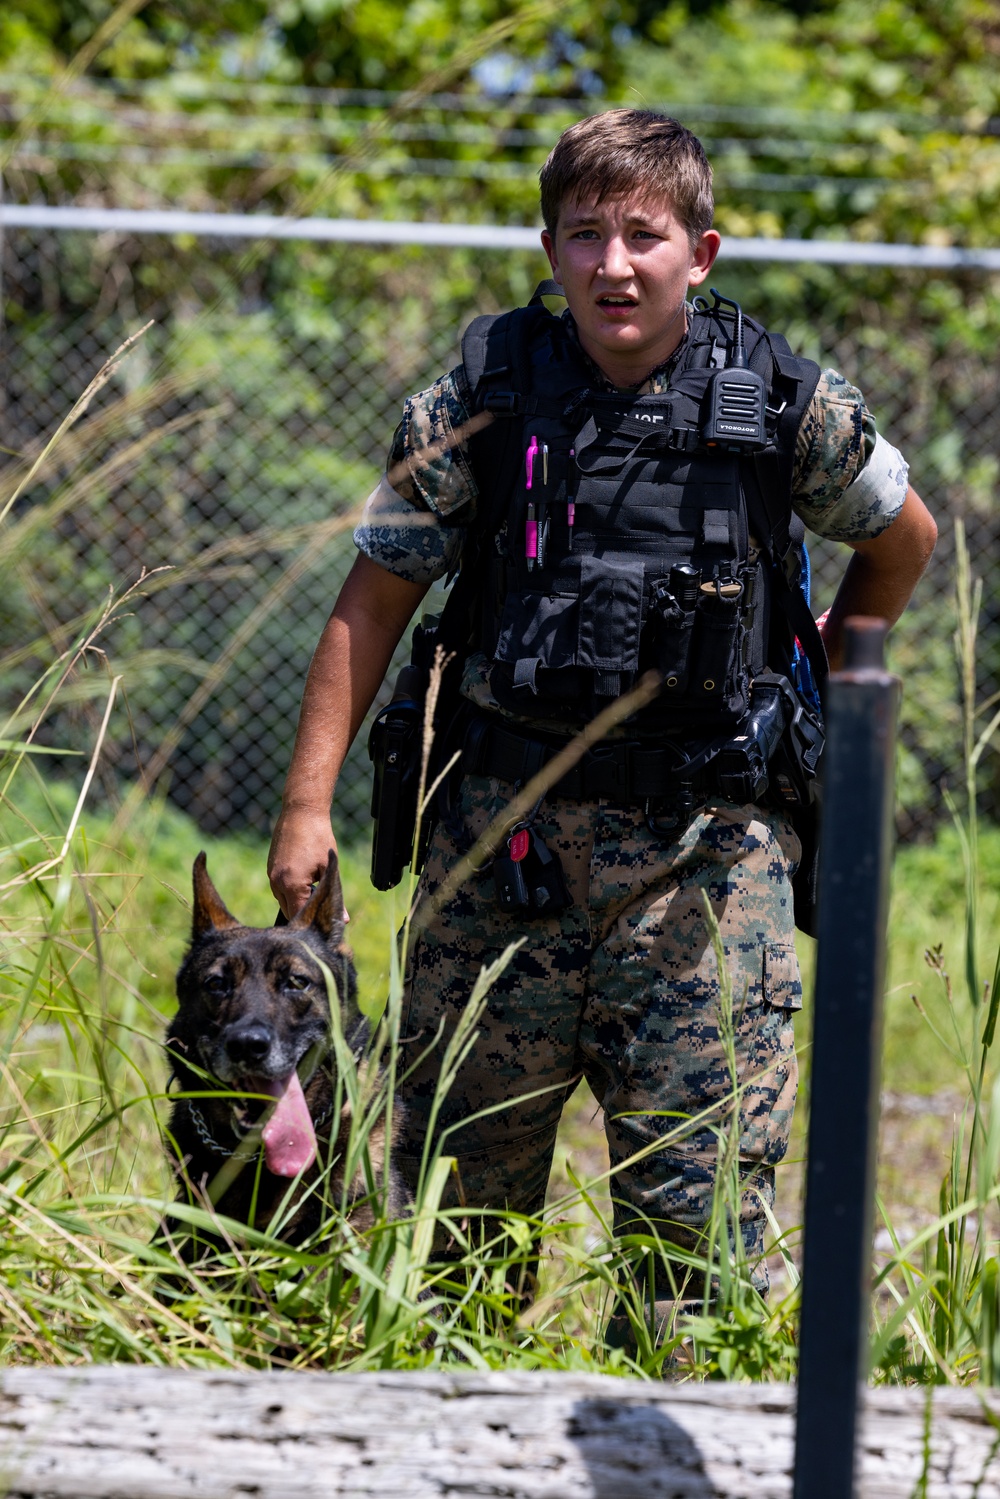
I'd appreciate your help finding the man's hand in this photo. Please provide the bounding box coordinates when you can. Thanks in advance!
[268,808,342,921]
[820,486,937,670]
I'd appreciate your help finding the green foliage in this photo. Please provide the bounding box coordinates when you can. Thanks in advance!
[683,1301,798,1380]
[625,0,1000,243]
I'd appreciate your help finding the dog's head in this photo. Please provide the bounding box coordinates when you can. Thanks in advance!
[169,850,360,1175]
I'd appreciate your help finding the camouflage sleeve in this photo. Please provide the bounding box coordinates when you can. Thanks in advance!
[391,367,480,518]
[353,367,478,584]
[353,472,465,584]
[792,369,909,542]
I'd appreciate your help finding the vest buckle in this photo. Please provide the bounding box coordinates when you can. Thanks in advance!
[780,545,802,587]
[668,426,700,453]
[481,391,522,416]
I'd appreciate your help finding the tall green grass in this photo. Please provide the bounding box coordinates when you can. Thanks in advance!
[866,522,1000,1385]
[1,339,999,1382]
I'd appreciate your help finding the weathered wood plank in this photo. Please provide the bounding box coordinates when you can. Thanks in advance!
[1,1367,998,1499]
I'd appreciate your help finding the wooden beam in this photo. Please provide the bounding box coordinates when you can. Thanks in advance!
[1,1367,999,1498]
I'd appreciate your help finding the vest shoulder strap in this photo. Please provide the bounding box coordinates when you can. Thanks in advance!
[741,337,826,691]
[460,303,551,413]
[436,305,551,656]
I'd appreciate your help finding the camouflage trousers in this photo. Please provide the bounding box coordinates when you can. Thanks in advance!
[396,774,802,1296]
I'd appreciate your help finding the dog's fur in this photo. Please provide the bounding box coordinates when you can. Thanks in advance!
[165,850,408,1243]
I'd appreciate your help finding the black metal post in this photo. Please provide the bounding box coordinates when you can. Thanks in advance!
[792,617,900,1499]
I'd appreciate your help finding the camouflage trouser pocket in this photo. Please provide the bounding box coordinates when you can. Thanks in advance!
[762,942,803,1010]
[738,970,799,1171]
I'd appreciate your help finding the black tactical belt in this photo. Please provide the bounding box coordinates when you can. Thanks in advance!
[462,712,711,804]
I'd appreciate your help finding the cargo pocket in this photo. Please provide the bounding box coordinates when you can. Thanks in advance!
[576,554,644,699]
[494,591,578,694]
[762,942,803,1011]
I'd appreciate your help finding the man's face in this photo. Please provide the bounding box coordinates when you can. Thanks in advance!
[541,195,720,385]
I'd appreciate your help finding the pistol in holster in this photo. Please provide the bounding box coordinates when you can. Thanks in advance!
[367,618,441,892]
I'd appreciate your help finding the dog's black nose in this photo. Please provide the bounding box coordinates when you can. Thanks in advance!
[224,1023,274,1064]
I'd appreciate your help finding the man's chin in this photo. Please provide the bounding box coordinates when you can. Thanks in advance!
[578,329,657,380]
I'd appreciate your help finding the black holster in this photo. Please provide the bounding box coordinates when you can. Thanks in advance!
[367,619,441,891]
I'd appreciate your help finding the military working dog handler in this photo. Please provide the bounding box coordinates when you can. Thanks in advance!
[269,111,937,1323]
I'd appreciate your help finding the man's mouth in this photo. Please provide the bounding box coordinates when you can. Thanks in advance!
[597,294,637,307]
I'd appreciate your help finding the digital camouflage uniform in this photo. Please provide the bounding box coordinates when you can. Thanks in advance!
[354,311,909,1303]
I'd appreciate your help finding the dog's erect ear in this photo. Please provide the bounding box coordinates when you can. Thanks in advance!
[288,849,344,942]
[191,852,240,935]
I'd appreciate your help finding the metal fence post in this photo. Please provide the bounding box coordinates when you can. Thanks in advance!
[792,616,900,1499]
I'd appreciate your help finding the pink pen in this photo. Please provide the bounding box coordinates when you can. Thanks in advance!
[525,434,539,490]
[567,447,576,550]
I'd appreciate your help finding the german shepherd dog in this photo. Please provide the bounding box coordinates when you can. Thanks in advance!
[165,850,409,1245]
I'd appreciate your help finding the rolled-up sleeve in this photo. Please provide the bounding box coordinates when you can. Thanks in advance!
[354,473,465,583]
[353,368,478,583]
[792,369,909,543]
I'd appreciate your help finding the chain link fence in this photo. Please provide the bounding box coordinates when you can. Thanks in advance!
[2,223,997,846]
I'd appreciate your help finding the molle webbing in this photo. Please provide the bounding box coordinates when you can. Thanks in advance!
[459,296,822,734]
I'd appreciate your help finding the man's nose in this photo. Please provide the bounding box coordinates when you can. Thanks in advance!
[600,235,633,279]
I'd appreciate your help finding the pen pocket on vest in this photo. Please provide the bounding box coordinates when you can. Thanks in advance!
[688,593,741,698]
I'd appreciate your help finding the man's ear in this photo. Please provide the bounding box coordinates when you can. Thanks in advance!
[288,849,344,943]
[541,228,561,284]
[191,852,240,935]
[688,229,722,288]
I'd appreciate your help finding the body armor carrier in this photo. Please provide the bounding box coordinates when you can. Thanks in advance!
[461,290,822,740]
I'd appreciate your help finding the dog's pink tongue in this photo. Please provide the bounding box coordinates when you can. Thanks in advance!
[261,1071,317,1177]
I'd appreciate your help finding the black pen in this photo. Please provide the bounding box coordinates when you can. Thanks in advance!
[536,445,550,568]
[567,447,576,551]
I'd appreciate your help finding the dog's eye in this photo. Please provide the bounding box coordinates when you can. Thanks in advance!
[286,973,312,992]
[205,973,230,995]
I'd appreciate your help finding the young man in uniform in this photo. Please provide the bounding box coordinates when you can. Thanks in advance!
[268,111,936,1324]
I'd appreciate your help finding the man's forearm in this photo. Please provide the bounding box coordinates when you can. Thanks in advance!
[821,486,937,670]
[269,554,429,914]
[282,555,430,813]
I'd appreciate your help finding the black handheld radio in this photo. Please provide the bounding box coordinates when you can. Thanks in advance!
[699,290,769,451]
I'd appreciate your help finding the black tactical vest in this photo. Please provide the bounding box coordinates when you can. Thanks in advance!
[460,292,821,739]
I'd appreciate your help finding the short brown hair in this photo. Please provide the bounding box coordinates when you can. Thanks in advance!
[539,109,714,247]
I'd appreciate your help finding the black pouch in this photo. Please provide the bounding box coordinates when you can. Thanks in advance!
[494,849,533,913]
[493,828,571,917]
[523,830,572,915]
[650,586,695,694]
[576,554,643,700]
[495,591,579,695]
[688,592,741,699]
